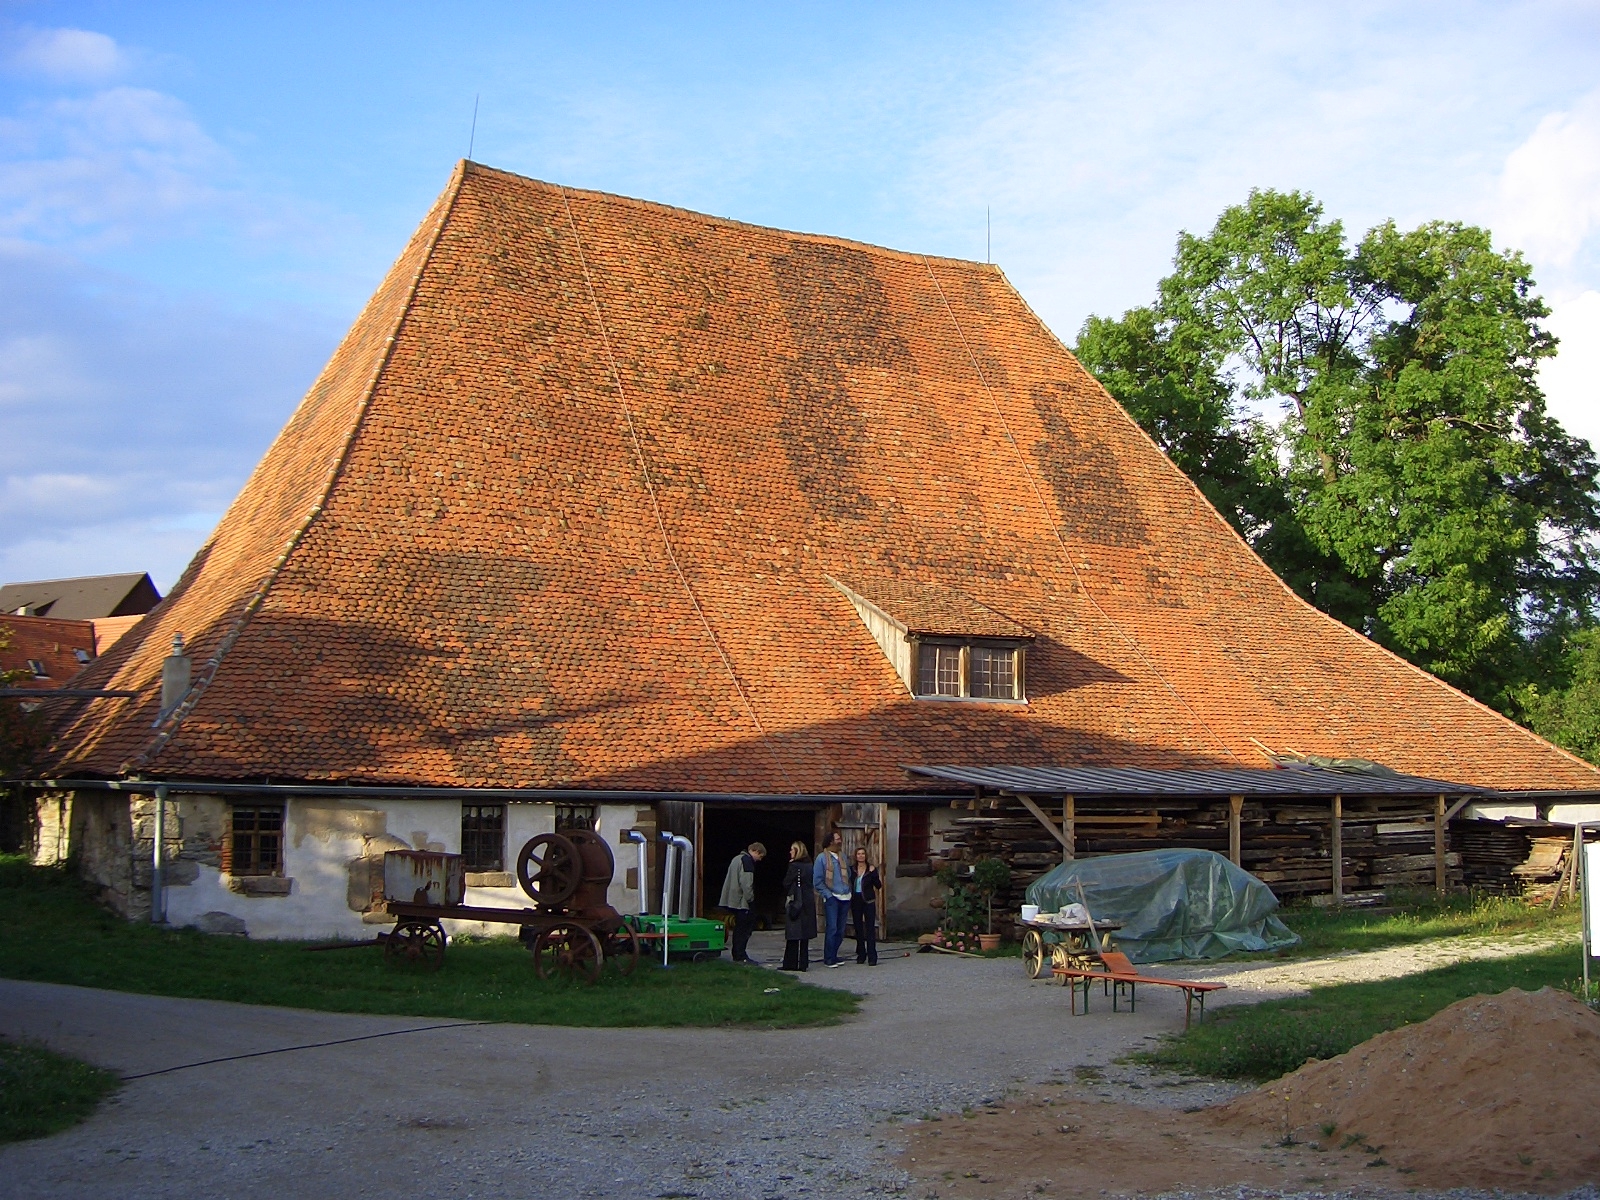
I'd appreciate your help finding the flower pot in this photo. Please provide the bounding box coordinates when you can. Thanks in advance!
[978,933,1002,952]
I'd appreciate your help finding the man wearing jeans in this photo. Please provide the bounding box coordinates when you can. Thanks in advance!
[813,830,852,967]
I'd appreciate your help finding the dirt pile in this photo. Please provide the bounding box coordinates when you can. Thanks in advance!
[1217,985,1600,1191]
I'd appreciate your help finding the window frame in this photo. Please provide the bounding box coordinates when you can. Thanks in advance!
[911,638,1027,703]
[224,802,285,877]
[897,807,932,865]
[555,803,597,833]
[460,804,506,872]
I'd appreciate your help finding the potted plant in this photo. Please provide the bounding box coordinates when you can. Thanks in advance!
[971,857,1011,951]
[935,863,984,954]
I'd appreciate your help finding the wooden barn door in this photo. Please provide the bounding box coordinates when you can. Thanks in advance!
[838,801,888,936]
[656,800,704,916]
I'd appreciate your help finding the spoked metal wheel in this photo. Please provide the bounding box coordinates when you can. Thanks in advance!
[385,919,446,970]
[602,922,641,976]
[530,923,603,984]
[515,833,581,906]
[1022,929,1046,979]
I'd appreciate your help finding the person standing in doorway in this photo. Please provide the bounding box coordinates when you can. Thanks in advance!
[850,845,882,966]
[781,841,816,971]
[718,841,766,964]
[813,830,852,967]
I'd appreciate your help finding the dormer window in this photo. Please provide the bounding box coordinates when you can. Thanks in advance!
[26,659,47,679]
[915,640,1023,701]
[829,574,1033,705]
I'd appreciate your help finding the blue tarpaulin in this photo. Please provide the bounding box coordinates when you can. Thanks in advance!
[1024,848,1299,963]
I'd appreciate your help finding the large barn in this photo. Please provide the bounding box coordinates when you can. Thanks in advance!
[28,161,1600,939]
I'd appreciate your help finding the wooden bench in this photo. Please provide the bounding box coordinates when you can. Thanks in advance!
[1051,951,1227,1029]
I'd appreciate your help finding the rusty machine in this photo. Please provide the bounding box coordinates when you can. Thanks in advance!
[380,830,640,981]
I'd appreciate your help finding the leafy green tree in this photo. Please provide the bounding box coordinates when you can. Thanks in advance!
[1521,628,1600,764]
[1076,190,1600,713]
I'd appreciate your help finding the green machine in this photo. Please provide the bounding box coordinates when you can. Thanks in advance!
[623,829,726,964]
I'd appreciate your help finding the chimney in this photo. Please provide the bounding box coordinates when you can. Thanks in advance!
[159,633,190,720]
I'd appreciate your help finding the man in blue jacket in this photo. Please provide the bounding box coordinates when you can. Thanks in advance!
[813,830,852,967]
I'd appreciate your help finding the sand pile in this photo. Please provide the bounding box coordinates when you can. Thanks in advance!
[1217,986,1600,1191]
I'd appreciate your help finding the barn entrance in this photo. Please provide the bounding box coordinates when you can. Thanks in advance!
[701,806,817,930]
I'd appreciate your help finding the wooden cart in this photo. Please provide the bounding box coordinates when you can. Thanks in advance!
[1018,917,1122,980]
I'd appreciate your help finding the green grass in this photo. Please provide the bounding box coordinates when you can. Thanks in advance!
[1271,888,1579,958]
[0,1036,120,1142]
[1135,940,1587,1082]
[0,857,857,1029]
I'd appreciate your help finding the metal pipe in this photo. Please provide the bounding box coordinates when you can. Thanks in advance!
[658,832,678,967]
[669,834,694,919]
[623,829,649,917]
[150,785,167,924]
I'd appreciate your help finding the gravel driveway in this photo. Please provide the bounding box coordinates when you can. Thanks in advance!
[0,931,1230,1200]
[1,929,1575,1200]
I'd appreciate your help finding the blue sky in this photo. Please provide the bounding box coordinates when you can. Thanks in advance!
[3,1,1599,591]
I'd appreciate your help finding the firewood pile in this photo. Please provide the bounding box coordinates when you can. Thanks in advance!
[927,797,1584,917]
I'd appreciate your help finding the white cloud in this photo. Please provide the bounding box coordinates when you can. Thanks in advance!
[8,28,126,85]
[1540,290,1600,449]
[0,87,228,246]
[1495,90,1600,270]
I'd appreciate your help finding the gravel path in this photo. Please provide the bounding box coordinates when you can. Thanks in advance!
[1161,928,1581,999]
[0,928,1586,1199]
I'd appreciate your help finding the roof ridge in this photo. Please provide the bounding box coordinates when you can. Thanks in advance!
[128,162,471,772]
[988,266,1600,781]
[461,159,995,270]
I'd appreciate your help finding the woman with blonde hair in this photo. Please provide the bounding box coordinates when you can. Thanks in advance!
[781,840,816,971]
[850,845,883,966]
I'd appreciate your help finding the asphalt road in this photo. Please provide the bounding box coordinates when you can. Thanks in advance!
[0,932,1237,1200]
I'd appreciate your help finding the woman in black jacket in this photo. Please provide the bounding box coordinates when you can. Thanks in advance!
[781,840,816,971]
[850,846,883,966]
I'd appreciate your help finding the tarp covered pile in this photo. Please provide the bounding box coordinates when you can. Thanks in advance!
[1024,848,1299,963]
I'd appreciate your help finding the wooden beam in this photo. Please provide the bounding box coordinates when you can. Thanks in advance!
[1331,794,1344,905]
[1435,794,1447,894]
[1443,796,1473,823]
[1228,794,1243,867]
[1064,795,1075,862]
[1015,793,1071,853]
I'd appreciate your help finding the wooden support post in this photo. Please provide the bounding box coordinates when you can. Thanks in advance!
[1435,793,1448,894]
[1064,795,1075,862]
[1331,794,1344,905]
[1015,793,1072,855]
[1228,794,1243,867]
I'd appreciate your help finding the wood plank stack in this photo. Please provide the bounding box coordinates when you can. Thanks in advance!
[932,794,1481,909]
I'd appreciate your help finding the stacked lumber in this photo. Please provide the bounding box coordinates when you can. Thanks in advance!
[933,794,1470,908]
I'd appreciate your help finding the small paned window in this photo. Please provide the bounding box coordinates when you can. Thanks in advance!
[898,808,932,864]
[969,645,1016,699]
[917,644,963,697]
[461,804,505,872]
[555,804,597,833]
[25,659,46,678]
[228,804,284,876]
[915,642,1022,701]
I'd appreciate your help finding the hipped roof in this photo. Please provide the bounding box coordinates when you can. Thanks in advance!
[41,162,1600,794]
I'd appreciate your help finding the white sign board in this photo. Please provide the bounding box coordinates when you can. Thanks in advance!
[1587,841,1600,958]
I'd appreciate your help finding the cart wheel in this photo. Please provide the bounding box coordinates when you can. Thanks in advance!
[531,923,603,984]
[1022,930,1045,979]
[603,922,641,976]
[385,919,446,970]
[515,833,582,906]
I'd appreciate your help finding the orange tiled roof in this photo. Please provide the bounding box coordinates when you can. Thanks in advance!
[40,162,1600,794]
[0,615,96,690]
[830,575,1032,639]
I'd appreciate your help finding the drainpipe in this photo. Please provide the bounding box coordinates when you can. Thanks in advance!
[151,785,168,924]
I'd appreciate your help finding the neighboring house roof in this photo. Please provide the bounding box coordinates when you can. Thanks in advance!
[0,615,97,691]
[0,573,161,620]
[40,162,1600,793]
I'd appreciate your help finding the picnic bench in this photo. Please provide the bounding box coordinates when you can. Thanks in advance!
[1051,950,1226,1030]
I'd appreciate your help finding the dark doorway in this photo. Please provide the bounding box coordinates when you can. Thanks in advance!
[702,806,817,930]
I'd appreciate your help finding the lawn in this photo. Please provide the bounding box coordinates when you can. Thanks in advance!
[0,857,858,1029]
[1136,939,1588,1082]
[0,1036,120,1143]
[1272,888,1580,958]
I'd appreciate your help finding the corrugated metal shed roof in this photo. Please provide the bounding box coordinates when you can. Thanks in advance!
[903,764,1490,798]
